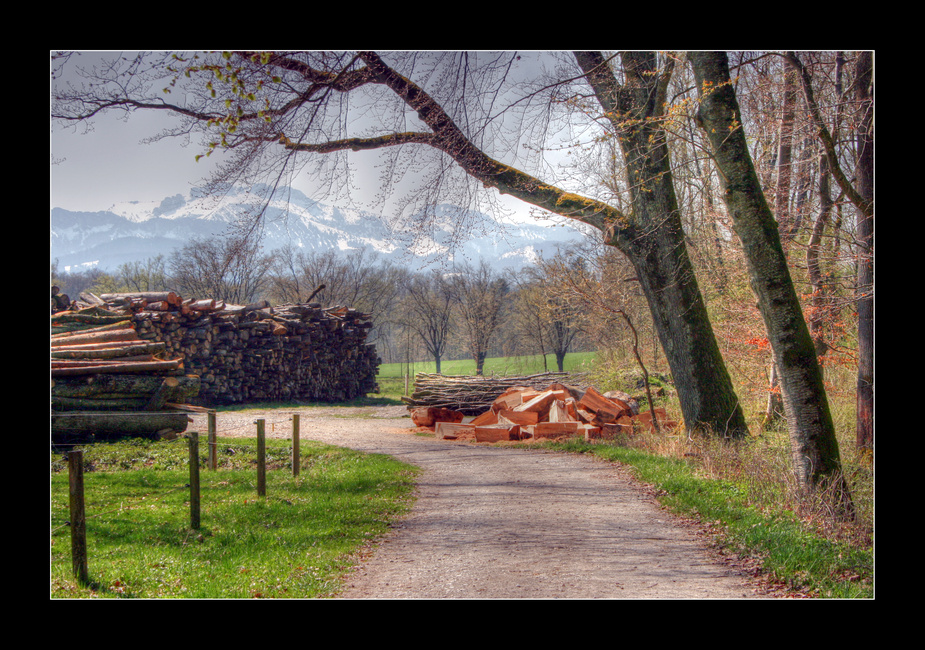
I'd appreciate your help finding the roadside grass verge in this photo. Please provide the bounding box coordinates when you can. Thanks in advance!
[50,436,418,599]
[541,435,873,598]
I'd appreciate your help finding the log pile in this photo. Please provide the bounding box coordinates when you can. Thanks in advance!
[422,382,678,443]
[401,371,590,415]
[54,290,380,407]
[51,306,199,440]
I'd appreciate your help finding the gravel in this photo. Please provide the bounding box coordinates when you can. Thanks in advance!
[188,405,789,599]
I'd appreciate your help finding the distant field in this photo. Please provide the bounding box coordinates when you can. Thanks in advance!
[377,352,597,379]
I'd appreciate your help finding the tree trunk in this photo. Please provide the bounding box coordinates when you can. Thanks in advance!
[763,363,786,429]
[688,51,853,515]
[51,411,190,439]
[554,350,566,373]
[574,51,749,439]
[358,51,748,437]
[51,373,199,399]
[474,351,486,376]
[774,67,798,238]
[764,65,798,427]
[807,154,835,358]
[854,52,874,459]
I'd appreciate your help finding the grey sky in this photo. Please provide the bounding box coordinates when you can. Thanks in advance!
[49,51,574,225]
[51,104,218,212]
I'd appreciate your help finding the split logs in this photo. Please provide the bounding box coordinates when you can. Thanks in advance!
[425,382,679,444]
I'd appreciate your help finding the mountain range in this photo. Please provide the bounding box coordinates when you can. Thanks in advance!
[50,184,591,273]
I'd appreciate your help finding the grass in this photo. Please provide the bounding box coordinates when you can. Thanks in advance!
[50,435,418,599]
[377,351,598,380]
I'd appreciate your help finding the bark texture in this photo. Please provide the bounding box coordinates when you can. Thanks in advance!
[688,51,851,509]
[574,51,748,438]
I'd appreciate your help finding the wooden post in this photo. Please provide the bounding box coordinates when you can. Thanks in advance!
[68,450,89,585]
[292,413,300,477]
[188,432,201,530]
[256,419,266,497]
[207,410,217,470]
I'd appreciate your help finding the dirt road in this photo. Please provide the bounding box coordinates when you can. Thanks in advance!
[189,405,783,599]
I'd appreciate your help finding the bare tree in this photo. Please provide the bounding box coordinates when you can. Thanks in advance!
[511,272,552,371]
[852,52,874,458]
[169,233,272,304]
[541,244,661,430]
[53,50,750,436]
[449,261,509,375]
[267,246,402,346]
[771,51,873,459]
[513,265,584,372]
[763,62,799,428]
[398,270,455,373]
[116,255,169,292]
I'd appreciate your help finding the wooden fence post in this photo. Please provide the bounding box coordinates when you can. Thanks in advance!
[68,450,89,585]
[188,432,201,530]
[292,413,300,477]
[207,410,217,470]
[256,419,266,497]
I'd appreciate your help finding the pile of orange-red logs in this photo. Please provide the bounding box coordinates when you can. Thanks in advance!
[410,380,677,444]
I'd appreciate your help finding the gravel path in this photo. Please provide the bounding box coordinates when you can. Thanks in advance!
[189,405,784,599]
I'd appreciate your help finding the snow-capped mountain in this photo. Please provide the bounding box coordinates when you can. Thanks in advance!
[51,184,591,273]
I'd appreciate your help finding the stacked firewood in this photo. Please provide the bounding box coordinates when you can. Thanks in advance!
[426,382,678,443]
[55,290,380,406]
[51,304,200,439]
[52,318,184,379]
[402,371,590,415]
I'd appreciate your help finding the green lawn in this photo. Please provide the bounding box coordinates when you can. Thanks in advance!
[50,436,418,598]
[377,352,597,379]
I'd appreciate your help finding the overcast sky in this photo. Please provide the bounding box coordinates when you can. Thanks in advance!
[49,52,554,222]
[51,100,221,212]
